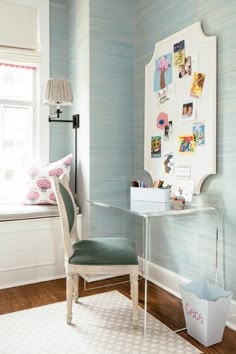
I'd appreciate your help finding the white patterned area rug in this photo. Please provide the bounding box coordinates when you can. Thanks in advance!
[0,290,201,354]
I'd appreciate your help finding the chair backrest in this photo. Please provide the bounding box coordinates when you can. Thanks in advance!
[51,174,78,259]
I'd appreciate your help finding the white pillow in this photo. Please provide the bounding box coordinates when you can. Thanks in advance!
[22,154,73,205]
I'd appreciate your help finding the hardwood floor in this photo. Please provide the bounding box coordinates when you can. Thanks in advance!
[0,277,235,353]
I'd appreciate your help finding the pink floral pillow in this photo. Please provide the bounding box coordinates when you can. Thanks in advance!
[22,154,73,205]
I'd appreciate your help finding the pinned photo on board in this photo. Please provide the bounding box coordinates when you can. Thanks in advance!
[179,56,191,78]
[190,72,206,98]
[173,40,185,67]
[151,136,161,158]
[163,120,173,141]
[181,100,195,121]
[193,122,205,145]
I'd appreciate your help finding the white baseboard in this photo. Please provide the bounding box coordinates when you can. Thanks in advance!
[143,258,236,332]
[0,274,66,290]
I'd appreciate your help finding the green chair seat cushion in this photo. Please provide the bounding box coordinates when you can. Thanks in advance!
[69,237,138,265]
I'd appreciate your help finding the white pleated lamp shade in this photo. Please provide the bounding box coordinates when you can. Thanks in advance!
[44,78,73,106]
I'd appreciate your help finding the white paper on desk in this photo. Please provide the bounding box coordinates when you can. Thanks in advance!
[172,179,193,202]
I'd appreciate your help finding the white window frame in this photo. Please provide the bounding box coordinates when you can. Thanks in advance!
[0,61,37,157]
[1,0,50,163]
[0,62,37,203]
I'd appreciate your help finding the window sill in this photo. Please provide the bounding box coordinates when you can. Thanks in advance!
[0,204,80,222]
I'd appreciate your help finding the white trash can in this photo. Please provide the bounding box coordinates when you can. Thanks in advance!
[180,279,232,347]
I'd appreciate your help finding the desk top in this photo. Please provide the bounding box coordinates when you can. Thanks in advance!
[89,199,217,218]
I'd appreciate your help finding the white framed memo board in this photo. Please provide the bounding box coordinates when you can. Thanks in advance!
[144,22,216,196]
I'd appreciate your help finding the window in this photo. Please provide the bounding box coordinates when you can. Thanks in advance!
[0,0,49,204]
[0,63,38,202]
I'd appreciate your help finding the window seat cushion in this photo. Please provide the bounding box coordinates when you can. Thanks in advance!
[0,204,79,222]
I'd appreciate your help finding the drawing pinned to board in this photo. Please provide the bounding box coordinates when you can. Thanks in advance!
[178,135,195,153]
[163,152,174,174]
[154,53,172,91]
[151,136,161,158]
[193,122,205,145]
[174,40,185,67]
[190,72,206,98]
[156,84,175,106]
[156,112,168,130]
[181,100,195,121]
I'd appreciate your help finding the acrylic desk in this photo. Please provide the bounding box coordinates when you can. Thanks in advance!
[89,199,219,333]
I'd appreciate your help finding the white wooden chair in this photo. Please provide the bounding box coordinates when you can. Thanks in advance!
[51,175,139,327]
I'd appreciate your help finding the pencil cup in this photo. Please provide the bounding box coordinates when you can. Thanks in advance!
[130,187,171,203]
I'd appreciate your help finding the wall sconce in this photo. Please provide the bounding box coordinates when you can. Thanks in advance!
[44,78,73,118]
[44,78,79,197]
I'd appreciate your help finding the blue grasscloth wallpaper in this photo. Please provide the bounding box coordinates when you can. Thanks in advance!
[89,0,135,203]
[49,1,71,163]
[50,0,236,303]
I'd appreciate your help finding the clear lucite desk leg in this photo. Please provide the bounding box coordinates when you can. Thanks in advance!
[214,207,221,286]
[144,217,150,336]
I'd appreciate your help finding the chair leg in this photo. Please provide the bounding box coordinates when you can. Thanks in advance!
[130,272,139,327]
[66,273,74,325]
[74,273,79,303]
